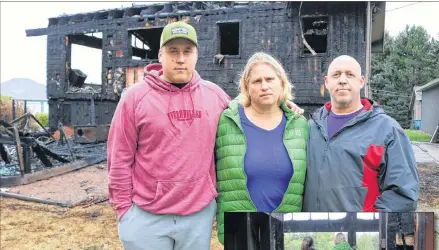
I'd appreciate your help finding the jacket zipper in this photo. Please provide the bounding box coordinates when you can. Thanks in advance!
[310,110,370,211]
[223,111,257,211]
[311,114,327,211]
[224,105,298,212]
[273,118,295,212]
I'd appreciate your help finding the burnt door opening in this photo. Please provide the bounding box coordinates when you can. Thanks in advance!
[129,27,163,60]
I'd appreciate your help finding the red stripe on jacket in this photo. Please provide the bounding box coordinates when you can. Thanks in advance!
[362,144,384,212]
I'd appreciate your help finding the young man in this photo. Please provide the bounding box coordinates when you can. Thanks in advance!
[107,22,230,250]
[107,22,302,250]
[303,55,419,212]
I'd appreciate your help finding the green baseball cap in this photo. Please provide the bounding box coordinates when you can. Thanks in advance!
[160,21,198,48]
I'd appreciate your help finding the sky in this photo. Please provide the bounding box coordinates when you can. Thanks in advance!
[283,212,379,220]
[1,1,439,87]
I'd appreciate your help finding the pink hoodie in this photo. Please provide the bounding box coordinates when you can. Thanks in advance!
[107,63,230,220]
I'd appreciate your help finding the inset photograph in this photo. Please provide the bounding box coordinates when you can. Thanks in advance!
[224,212,435,250]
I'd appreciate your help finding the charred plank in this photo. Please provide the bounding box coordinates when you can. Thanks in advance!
[25,28,47,37]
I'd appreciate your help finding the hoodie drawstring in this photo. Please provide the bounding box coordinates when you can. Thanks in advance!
[188,81,195,128]
[144,63,199,130]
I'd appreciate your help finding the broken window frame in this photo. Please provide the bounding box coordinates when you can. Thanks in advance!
[66,32,104,91]
[127,27,163,62]
[300,15,329,57]
[216,20,241,58]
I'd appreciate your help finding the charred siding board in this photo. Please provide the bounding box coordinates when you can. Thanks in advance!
[45,2,369,129]
[48,99,117,129]
[47,34,68,99]
[69,101,117,126]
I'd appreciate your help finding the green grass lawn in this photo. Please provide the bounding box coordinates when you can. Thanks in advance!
[405,129,432,142]
[1,95,12,101]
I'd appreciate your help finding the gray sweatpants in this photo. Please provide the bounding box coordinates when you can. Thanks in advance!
[118,199,216,250]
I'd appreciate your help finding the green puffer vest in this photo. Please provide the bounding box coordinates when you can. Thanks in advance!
[215,100,309,245]
[333,242,354,250]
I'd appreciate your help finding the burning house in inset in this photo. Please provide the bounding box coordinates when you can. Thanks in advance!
[224,212,435,250]
[25,1,385,132]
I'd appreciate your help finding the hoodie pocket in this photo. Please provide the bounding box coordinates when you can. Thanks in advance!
[138,172,217,213]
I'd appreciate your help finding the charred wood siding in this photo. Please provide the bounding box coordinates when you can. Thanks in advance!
[45,2,368,130]
[195,1,367,115]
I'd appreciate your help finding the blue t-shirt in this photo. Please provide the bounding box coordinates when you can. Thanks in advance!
[238,106,293,212]
[327,108,363,139]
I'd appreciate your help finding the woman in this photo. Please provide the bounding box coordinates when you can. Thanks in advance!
[333,233,353,250]
[215,52,309,244]
[301,236,316,250]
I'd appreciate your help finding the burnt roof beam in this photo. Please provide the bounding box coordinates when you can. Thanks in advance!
[25,28,47,37]
[283,218,379,232]
[69,35,102,50]
[131,31,150,47]
[132,47,150,58]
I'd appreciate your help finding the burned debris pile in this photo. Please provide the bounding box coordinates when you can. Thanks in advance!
[0,115,66,176]
[0,113,106,187]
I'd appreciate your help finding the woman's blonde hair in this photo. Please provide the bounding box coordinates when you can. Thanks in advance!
[334,233,347,245]
[238,52,294,107]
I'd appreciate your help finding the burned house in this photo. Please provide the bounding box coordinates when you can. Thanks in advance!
[25,1,386,132]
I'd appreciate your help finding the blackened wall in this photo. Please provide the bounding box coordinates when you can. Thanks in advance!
[46,8,161,130]
[46,2,368,130]
[196,2,367,112]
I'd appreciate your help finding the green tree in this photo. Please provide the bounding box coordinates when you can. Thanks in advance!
[356,233,379,250]
[314,232,335,250]
[35,112,49,127]
[430,34,439,78]
[370,25,439,128]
